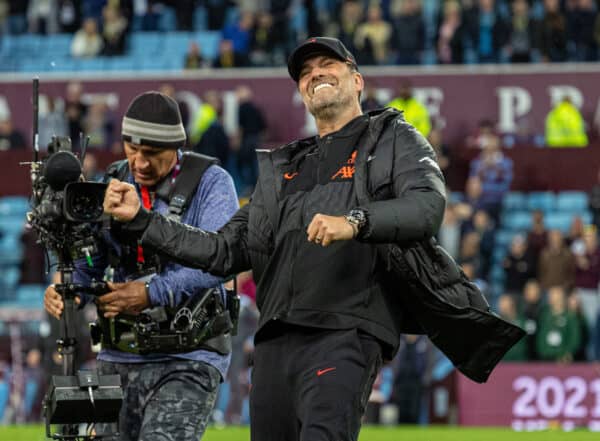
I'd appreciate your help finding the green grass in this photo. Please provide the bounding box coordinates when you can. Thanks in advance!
[0,425,598,441]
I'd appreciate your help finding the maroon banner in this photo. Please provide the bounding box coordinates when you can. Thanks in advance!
[457,363,600,430]
[1,65,600,147]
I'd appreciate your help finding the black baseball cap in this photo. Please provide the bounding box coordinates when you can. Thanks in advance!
[287,37,358,82]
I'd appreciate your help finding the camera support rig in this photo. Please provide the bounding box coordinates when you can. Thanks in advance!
[23,79,123,440]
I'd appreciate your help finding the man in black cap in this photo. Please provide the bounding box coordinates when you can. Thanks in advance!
[43,91,239,440]
[104,38,521,440]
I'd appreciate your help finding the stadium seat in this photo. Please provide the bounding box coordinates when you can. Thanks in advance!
[502,192,527,212]
[544,212,576,232]
[527,192,556,212]
[494,229,515,248]
[492,247,507,264]
[0,381,9,421]
[501,211,531,232]
[0,216,25,237]
[193,6,208,31]
[129,32,163,55]
[105,56,136,71]
[79,58,106,71]
[194,31,221,60]
[158,6,178,32]
[0,264,20,294]
[16,284,45,306]
[0,196,29,216]
[555,191,588,213]
[490,265,505,284]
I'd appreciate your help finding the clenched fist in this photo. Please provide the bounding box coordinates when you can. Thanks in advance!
[103,179,141,222]
[306,213,355,247]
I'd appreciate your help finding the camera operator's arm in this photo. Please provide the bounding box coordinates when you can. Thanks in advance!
[104,180,252,276]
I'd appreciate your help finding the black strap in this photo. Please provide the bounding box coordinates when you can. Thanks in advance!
[158,151,219,221]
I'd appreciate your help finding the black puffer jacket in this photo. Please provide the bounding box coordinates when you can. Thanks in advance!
[125,109,523,383]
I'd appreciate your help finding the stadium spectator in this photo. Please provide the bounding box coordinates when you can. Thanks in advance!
[64,81,88,149]
[545,96,588,147]
[7,0,28,34]
[459,231,483,276]
[538,229,576,291]
[387,80,431,138]
[130,0,159,31]
[506,0,540,63]
[18,226,47,284]
[70,17,103,58]
[354,4,392,64]
[497,294,528,361]
[463,0,509,63]
[82,100,117,151]
[38,96,68,150]
[0,117,26,150]
[57,0,80,33]
[222,10,254,67]
[192,91,231,171]
[158,83,190,140]
[468,135,513,222]
[526,210,548,266]
[101,3,127,56]
[389,334,433,423]
[333,0,363,57]
[436,0,466,64]
[465,118,497,150]
[572,225,600,358]
[82,151,103,182]
[522,279,544,360]
[361,84,382,112]
[235,85,267,195]
[539,0,568,62]
[463,209,495,277]
[536,285,581,362]
[566,0,597,62]
[390,0,424,65]
[438,204,463,260]
[249,11,276,67]
[183,41,206,69]
[27,0,59,34]
[44,91,239,440]
[427,128,451,176]
[567,292,591,361]
[567,215,585,246]
[503,234,536,296]
[589,167,600,229]
[213,39,246,68]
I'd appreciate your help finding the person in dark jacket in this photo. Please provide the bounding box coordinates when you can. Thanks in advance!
[104,37,522,441]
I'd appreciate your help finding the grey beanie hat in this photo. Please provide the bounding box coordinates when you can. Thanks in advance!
[122,91,186,149]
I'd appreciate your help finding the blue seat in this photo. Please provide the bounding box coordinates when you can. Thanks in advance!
[0,216,25,237]
[502,192,527,212]
[158,6,178,32]
[502,211,531,232]
[494,229,515,248]
[490,265,505,284]
[16,284,45,305]
[193,6,208,31]
[0,381,9,421]
[105,56,136,71]
[492,246,507,264]
[545,212,575,232]
[556,191,588,213]
[193,31,221,60]
[527,192,556,212]
[78,58,106,71]
[129,32,163,55]
[0,265,20,293]
[0,196,29,216]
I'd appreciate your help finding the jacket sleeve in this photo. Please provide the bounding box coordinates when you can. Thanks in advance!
[361,118,446,243]
[124,202,252,278]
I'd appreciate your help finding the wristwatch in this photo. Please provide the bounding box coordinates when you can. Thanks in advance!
[344,208,368,238]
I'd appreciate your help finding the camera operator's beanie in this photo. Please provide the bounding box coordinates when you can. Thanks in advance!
[122,91,186,149]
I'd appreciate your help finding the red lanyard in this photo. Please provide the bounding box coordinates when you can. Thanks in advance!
[136,186,153,263]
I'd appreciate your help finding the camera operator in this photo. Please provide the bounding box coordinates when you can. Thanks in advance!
[43,91,239,441]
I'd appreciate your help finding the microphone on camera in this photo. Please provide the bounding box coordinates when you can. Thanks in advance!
[43,151,82,191]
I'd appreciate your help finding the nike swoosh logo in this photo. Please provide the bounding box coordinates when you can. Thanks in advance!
[316,367,337,376]
[284,172,298,180]
[367,155,376,162]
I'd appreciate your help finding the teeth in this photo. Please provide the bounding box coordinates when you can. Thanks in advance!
[313,83,332,93]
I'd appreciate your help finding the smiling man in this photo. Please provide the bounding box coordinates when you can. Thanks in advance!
[103,37,449,441]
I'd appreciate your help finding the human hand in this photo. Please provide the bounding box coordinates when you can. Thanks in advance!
[103,179,140,222]
[44,284,80,319]
[96,281,150,318]
[306,213,355,247]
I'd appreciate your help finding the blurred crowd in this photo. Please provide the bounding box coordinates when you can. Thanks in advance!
[2,0,600,66]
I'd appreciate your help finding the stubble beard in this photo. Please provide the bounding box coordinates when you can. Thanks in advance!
[308,89,353,122]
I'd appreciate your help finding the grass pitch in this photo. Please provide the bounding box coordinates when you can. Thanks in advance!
[0,425,598,440]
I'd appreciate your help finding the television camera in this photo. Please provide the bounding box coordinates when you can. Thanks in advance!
[24,79,122,440]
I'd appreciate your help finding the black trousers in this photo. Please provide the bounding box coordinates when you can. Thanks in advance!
[250,323,382,441]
